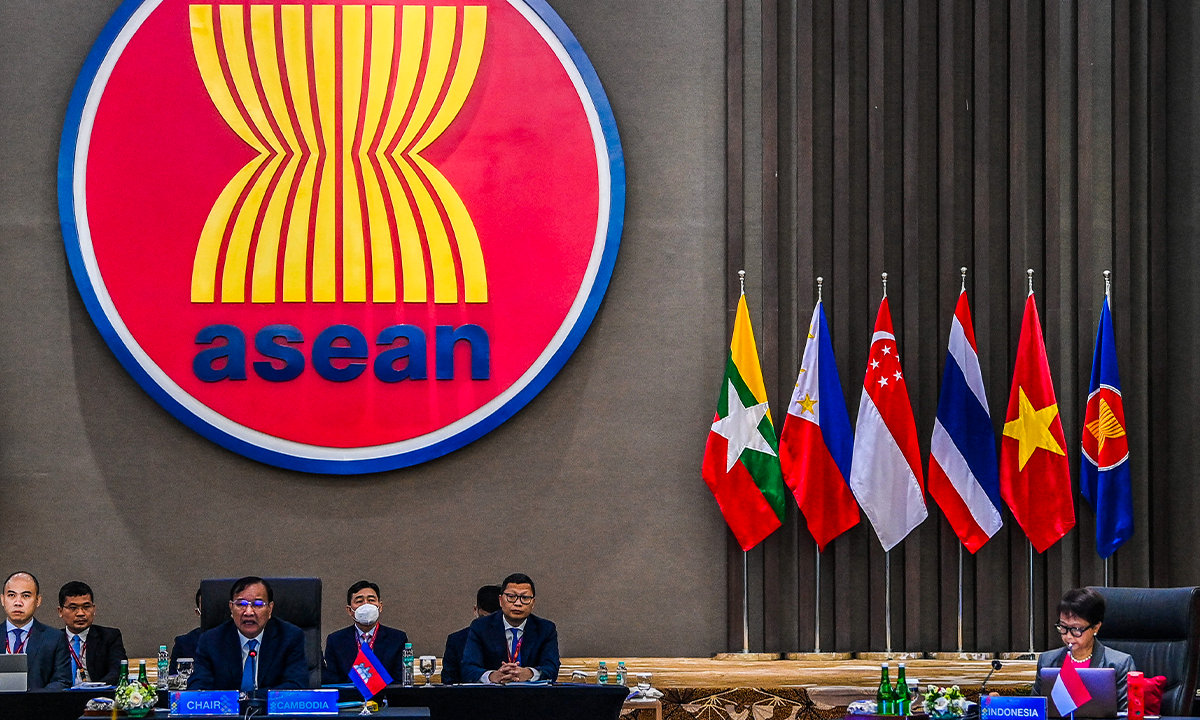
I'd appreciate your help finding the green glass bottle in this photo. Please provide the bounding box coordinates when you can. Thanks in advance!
[876,664,893,715]
[137,659,149,687]
[895,663,909,716]
[117,660,130,688]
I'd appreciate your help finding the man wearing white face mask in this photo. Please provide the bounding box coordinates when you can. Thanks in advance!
[321,581,409,686]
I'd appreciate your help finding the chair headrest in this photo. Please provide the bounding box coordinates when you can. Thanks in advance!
[200,578,322,631]
[1087,586,1200,641]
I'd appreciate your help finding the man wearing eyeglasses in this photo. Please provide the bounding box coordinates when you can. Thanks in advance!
[188,576,309,692]
[56,581,127,685]
[462,573,560,684]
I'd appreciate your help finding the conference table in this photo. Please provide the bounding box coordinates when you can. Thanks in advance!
[0,682,631,720]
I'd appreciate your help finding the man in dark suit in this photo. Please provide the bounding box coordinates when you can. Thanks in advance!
[462,573,559,684]
[55,581,127,685]
[2,571,70,690]
[441,584,501,684]
[170,587,203,674]
[322,580,408,686]
[188,576,309,692]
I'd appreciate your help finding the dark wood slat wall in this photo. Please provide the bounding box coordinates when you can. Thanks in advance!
[728,0,1165,652]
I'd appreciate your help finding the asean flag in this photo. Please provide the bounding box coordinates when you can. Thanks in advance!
[349,641,393,700]
[999,290,1075,553]
[1081,291,1133,559]
[779,302,859,552]
[848,297,927,552]
[928,287,1003,553]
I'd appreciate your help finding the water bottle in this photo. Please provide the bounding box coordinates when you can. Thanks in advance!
[137,659,149,687]
[876,663,892,715]
[117,660,130,689]
[157,645,170,690]
[895,663,909,716]
[597,661,608,684]
[402,643,414,686]
[616,661,628,686]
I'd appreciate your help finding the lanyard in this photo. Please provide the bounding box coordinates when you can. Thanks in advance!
[67,637,87,668]
[359,629,376,649]
[5,629,28,654]
[507,632,523,664]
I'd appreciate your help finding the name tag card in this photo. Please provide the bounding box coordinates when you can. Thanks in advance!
[981,695,1048,720]
[170,690,239,716]
[267,689,340,716]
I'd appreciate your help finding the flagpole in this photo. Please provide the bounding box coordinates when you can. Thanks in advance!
[1028,540,1036,655]
[1104,556,1111,588]
[743,550,750,653]
[957,544,964,653]
[885,550,893,654]
[815,541,822,653]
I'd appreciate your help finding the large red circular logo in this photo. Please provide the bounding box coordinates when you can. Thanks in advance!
[60,0,624,473]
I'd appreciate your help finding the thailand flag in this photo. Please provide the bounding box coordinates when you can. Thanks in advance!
[848,297,927,551]
[1051,661,1093,716]
[928,288,1003,553]
[349,641,392,700]
[779,302,859,552]
[1080,292,1133,559]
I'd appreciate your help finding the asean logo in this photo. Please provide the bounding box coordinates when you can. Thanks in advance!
[60,0,624,473]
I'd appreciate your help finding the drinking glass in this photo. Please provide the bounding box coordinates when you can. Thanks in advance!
[570,670,588,684]
[176,658,194,686]
[419,656,436,686]
[636,673,652,693]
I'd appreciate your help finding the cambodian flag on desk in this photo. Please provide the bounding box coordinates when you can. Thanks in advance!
[928,287,1003,553]
[1080,292,1133,559]
[350,642,392,699]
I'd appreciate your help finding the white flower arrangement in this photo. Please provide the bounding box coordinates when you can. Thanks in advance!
[114,680,158,711]
[923,685,971,718]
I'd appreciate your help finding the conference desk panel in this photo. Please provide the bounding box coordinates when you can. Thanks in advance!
[383,683,630,720]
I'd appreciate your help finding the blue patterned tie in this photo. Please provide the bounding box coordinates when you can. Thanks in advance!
[241,639,258,693]
[10,628,24,654]
[71,635,82,682]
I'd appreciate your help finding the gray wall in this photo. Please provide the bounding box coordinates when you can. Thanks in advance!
[0,0,731,659]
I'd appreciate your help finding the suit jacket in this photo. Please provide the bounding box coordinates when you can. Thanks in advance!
[170,626,202,674]
[188,619,309,691]
[322,624,408,685]
[65,624,126,685]
[440,627,469,685]
[21,618,71,691]
[461,613,559,683]
[1034,641,1137,710]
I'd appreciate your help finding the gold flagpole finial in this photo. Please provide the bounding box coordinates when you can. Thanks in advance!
[960,267,968,293]
[1027,268,1034,296]
[738,269,746,296]
[816,276,823,303]
[1103,269,1112,298]
[881,272,888,299]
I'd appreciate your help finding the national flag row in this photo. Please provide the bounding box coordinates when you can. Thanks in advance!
[701,271,1133,559]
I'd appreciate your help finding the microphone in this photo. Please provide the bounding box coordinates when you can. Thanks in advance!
[979,659,1003,696]
[965,660,1003,720]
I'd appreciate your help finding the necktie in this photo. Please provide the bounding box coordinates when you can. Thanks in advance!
[509,629,519,661]
[241,639,258,694]
[10,628,24,654]
[71,635,82,681]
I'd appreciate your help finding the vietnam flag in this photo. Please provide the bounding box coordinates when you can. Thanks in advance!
[702,291,788,551]
[999,290,1075,553]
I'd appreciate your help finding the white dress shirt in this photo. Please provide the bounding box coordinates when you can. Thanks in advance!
[66,626,91,682]
[239,629,264,689]
[5,619,33,654]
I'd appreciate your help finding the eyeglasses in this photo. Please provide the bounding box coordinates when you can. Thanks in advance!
[62,604,95,612]
[1054,622,1094,637]
[233,600,269,609]
[502,593,534,605]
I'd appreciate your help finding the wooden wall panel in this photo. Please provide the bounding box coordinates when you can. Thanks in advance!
[727,0,1164,652]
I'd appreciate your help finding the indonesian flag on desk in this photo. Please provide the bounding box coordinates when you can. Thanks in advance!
[350,641,392,700]
[1080,290,1134,559]
[848,297,927,551]
[702,291,788,551]
[928,287,1003,553]
[1051,659,1093,716]
[779,301,859,551]
[999,291,1075,553]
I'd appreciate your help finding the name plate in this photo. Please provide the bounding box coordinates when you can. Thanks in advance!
[267,689,340,716]
[981,695,1048,720]
[170,690,239,716]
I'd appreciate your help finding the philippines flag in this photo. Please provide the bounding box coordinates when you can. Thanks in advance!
[848,296,927,551]
[349,641,393,700]
[928,287,1003,553]
[1051,661,1093,716]
[1081,290,1134,558]
[779,302,859,552]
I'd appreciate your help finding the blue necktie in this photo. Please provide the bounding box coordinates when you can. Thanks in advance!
[71,635,82,681]
[10,628,24,654]
[241,639,258,693]
[509,629,519,661]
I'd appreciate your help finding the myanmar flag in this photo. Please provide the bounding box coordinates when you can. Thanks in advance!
[702,291,787,551]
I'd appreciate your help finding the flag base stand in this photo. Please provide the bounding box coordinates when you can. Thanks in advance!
[998,651,1041,661]
[855,651,924,661]
[713,652,783,661]
[784,652,853,660]
[927,651,998,661]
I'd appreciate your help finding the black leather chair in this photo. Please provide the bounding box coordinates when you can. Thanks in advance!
[1088,586,1200,716]
[200,577,323,689]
